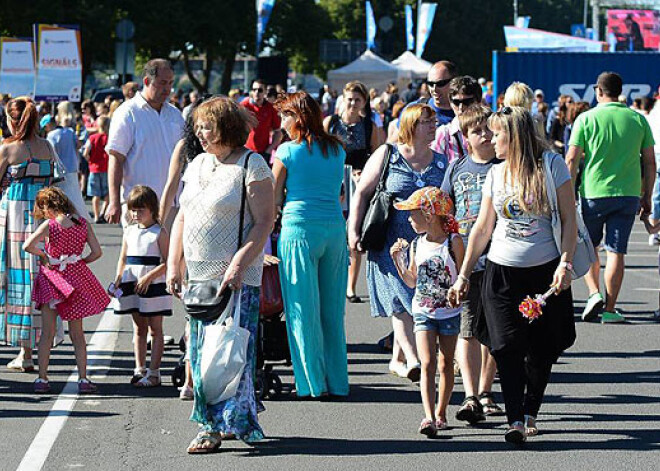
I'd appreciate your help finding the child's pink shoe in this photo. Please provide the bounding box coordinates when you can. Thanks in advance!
[78,378,98,394]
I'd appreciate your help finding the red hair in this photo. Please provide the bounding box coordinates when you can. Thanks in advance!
[4,97,38,143]
[275,91,342,157]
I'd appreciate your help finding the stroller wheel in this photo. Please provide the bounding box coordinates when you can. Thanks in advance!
[172,364,185,388]
[268,373,283,398]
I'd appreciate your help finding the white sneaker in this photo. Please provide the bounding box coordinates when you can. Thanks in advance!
[649,234,660,246]
[582,292,604,322]
[388,361,409,378]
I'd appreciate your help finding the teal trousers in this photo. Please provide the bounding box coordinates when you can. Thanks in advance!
[278,220,349,397]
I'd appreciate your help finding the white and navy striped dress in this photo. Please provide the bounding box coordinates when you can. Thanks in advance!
[113,224,172,317]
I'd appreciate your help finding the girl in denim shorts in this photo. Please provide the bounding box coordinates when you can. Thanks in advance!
[390,187,464,438]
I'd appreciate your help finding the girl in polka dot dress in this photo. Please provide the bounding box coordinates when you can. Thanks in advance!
[23,187,109,394]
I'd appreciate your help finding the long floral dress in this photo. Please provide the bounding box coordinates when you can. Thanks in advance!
[0,157,53,347]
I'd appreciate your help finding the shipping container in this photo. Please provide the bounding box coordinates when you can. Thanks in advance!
[492,51,660,107]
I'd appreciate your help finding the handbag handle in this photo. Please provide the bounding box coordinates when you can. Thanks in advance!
[374,144,393,192]
[237,151,252,253]
[543,151,563,256]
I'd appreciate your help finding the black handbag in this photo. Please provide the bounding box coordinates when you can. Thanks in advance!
[360,144,393,252]
[183,152,251,322]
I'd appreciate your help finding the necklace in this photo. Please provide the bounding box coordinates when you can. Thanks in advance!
[212,148,235,171]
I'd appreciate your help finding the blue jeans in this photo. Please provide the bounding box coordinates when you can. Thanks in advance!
[413,313,461,335]
[580,196,639,254]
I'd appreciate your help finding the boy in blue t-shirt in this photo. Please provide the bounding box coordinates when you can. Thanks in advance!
[440,104,503,423]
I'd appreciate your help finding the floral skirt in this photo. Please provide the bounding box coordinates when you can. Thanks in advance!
[189,284,264,442]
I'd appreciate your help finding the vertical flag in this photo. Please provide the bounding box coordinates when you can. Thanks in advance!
[366,1,377,50]
[416,3,437,58]
[515,16,531,28]
[256,0,276,54]
[405,5,415,51]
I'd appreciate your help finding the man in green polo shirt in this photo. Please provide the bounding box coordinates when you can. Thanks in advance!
[566,72,655,324]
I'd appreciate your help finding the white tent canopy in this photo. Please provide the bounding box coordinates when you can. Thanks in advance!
[391,51,432,80]
[327,50,408,92]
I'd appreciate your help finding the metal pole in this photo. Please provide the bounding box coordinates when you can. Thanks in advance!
[122,38,128,85]
[513,0,518,26]
[592,1,600,41]
[583,0,588,28]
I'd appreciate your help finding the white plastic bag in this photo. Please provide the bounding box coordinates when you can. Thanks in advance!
[200,289,250,405]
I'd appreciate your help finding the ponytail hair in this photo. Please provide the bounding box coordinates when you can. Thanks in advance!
[4,97,38,143]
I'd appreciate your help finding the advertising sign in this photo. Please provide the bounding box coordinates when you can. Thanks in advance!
[607,9,660,51]
[0,38,35,97]
[33,25,82,102]
[493,51,660,108]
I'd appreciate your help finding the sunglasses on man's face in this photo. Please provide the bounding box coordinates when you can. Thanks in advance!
[450,97,476,107]
[427,78,452,88]
[252,87,264,93]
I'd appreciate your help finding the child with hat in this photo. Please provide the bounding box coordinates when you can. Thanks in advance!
[390,186,464,438]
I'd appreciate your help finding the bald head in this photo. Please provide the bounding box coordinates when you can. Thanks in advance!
[427,61,458,109]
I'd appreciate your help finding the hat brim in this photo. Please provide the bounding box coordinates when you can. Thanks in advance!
[393,201,419,211]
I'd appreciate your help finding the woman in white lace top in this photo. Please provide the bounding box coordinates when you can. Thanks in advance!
[166,96,274,453]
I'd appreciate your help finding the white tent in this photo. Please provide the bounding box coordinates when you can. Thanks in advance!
[391,51,432,80]
[327,50,407,92]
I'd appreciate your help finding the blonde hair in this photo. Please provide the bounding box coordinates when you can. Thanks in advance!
[503,82,534,111]
[193,96,257,148]
[398,103,433,146]
[97,116,110,134]
[56,101,75,127]
[487,106,549,215]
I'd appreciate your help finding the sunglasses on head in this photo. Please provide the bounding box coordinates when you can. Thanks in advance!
[252,87,264,93]
[498,106,513,115]
[427,78,452,88]
[450,97,476,107]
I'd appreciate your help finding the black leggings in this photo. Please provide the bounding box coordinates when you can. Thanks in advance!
[492,349,556,425]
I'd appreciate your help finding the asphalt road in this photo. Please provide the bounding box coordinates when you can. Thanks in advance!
[0,219,658,471]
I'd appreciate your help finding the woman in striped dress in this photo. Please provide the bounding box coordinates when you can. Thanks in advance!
[0,97,54,372]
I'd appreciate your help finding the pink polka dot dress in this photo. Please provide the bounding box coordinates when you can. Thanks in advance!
[32,217,110,320]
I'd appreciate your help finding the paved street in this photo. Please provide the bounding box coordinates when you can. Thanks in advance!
[0,219,658,471]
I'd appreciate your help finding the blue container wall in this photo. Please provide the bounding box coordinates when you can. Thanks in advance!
[492,51,660,107]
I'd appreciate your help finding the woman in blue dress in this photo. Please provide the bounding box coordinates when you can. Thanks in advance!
[348,104,448,380]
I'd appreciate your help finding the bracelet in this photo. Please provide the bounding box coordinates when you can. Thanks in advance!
[457,274,470,284]
[558,261,573,271]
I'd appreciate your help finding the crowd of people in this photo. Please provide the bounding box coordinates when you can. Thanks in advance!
[0,56,658,453]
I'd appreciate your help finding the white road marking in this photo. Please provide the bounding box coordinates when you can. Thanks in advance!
[16,310,121,471]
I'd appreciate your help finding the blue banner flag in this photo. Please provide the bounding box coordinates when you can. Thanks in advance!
[257,0,276,54]
[366,1,376,50]
[416,3,437,58]
[405,5,414,51]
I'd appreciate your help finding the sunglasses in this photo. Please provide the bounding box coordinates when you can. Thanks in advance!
[252,87,264,93]
[450,97,476,107]
[427,78,452,88]
[498,106,513,115]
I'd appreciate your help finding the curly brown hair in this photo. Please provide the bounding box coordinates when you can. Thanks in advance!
[33,187,78,221]
[193,96,257,149]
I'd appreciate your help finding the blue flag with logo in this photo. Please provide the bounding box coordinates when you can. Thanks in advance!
[405,5,414,51]
[257,0,276,54]
[416,3,437,58]
[366,1,376,50]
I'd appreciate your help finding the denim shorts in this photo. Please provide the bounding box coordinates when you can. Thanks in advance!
[413,313,460,335]
[580,196,639,254]
[87,172,108,198]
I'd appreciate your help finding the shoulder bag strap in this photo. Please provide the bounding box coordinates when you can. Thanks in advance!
[237,151,251,253]
[375,144,393,192]
[453,133,465,158]
[543,152,562,255]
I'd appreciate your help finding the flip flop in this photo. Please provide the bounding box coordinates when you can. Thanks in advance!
[187,432,222,454]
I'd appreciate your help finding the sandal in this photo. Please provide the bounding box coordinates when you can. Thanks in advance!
[346,294,363,303]
[130,367,147,385]
[435,418,448,430]
[187,432,222,454]
[34,378,51,394]
[456,395,485,424]
[524,415,539,436]
[78,378,98,394]
[479,392,505,416]
[418,418,437,437]
[134,369,161,388]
